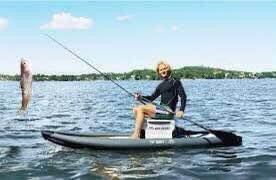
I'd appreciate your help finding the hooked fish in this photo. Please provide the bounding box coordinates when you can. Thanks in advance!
[20,58,32,111]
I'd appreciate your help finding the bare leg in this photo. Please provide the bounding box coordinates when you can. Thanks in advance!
[131,107,138,137]
[131,104,155,139]
[133,107,137,119]
[131,107,144,138]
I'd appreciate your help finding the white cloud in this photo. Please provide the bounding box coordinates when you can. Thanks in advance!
[154,25,181,32]
[0,17,8,30]
[116,15,131,22]
[40,12,93,30]
[155,25,164,33]
[171,25,179,32]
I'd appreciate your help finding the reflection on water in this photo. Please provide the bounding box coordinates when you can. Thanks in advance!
[207,148,242,172]
[84,147,243,179]
[90,150,175,179]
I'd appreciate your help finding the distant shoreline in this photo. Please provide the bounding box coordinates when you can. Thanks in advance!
[1,66,276,81]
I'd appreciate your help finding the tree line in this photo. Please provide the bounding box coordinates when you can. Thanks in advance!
[1,66,276,81]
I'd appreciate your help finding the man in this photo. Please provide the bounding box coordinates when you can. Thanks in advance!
[131,61,187,139]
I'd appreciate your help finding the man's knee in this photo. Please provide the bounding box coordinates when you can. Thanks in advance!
[133,106,145,114]
[136,105,146,113]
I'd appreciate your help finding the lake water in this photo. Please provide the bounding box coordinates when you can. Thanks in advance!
[0,79,276,179]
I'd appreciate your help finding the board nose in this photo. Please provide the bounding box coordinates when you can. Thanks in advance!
[41,130,54,140]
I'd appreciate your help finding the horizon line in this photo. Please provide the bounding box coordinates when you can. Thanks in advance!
[1,65,276,76]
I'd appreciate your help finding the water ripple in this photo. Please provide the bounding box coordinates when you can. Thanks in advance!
[0,80,276,179]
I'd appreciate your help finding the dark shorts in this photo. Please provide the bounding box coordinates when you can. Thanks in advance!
[152,105,174,120]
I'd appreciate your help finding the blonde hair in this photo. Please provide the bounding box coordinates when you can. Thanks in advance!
[155,60,172,76]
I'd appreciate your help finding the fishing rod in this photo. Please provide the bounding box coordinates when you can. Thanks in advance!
[44,34,165,107]
[44,34,135,97]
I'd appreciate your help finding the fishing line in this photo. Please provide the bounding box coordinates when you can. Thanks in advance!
[44,33,134,98]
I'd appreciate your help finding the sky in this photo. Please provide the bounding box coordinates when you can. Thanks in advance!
[0,1,275,75]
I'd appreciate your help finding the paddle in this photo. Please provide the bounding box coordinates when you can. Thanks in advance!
[182,117,242,146]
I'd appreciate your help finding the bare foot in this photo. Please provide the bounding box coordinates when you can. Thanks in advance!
[130,132,140,139]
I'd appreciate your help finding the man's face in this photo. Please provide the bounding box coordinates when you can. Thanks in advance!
[158,64,169,79]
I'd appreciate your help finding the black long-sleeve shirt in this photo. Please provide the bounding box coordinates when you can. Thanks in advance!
[143,77,187,112]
